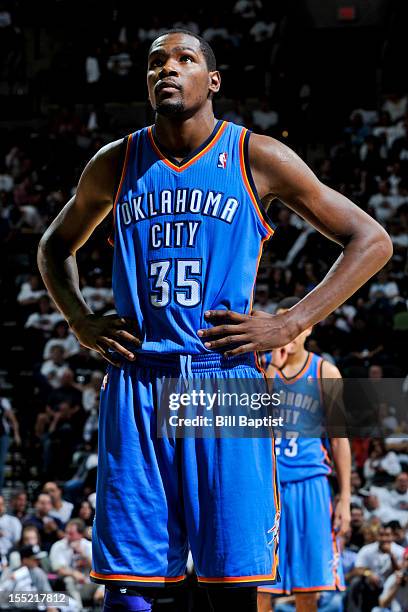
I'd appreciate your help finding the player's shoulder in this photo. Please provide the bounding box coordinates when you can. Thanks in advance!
[79,137,130,198]
[247,131,298,165]
[320,358,342,379]
[92,137,126,165]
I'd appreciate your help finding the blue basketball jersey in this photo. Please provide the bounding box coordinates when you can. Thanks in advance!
[273,352,332,483]
[110,120,274,354]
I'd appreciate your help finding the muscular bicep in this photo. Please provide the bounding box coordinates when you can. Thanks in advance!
[41,139,123,254]
[250,133,380,247]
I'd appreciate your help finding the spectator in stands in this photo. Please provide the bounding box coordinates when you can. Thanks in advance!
[388,520,408,548]
[42,482,74,526]
[0,395,21,491]
[377,546,408,611]
[43,321,80,360]
[202,15,230,44]
[8,490,28,522]
[368,180,400,223]
[372,111,400,149]
[382,93,408,123]
[36,368,82,443]
[251,97,278,135]
[363,439,401,487]
[84,45,101,100]
[253,284,275,313]
[67,346,102,385]
[40,399,83,479]
[391,118,408,162]
[23,493,64,552]
[49,518,98,608]
[371,472,408,528]
[46,368,82,410]
[40,345,68,389]
[25,295,63,336]
[81,270,114,313]
[0,495,22,556]
[81,370,103,414]
[249,11,276,44]
[106,42,133,100]
[17,273,46,307]
[347,524,405,610]
[0,545,60,612]
[350,471,364,507]
[0,163,14,193]
[369,268,400,303]
[349,505,367,550]
[233,0,263,20]
[8,524,47,570]
[63,434,98,504]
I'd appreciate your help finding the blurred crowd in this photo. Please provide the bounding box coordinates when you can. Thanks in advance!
[0,0,407,610]
[0,0,280,103]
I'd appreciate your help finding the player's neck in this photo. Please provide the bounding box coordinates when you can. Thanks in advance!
[282,347,309,378]
[154,108,217,161]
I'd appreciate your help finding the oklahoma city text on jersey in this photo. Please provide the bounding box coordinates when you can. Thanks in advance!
[118,188,240,248]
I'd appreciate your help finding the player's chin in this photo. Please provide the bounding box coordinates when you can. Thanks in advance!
[155,98,185,117]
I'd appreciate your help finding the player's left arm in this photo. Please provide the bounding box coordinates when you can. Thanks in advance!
[322,360,351,537]
[198,134,393,355]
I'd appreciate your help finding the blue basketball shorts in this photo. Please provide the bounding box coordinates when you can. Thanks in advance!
[90,353,280,589]
[259,475,345,595]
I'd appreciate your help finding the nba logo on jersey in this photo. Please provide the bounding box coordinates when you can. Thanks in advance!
[217,151,228,168]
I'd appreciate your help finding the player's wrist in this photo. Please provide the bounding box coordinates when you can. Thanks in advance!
[68,311,94,331]
[280,308,303,343]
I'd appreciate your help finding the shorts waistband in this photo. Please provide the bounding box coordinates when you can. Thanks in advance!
[134,352,258,374]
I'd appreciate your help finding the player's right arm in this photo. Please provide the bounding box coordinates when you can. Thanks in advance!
[37,140,141,366]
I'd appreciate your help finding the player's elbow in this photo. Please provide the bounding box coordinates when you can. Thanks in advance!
[37,232,52,272]
[371,225,393,267]
[362,221,393,269]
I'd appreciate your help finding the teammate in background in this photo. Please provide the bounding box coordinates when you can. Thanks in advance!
[37,28,391,612]
[258,296,351,612]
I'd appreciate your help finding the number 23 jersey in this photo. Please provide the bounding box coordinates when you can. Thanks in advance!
[273,352,332,484]
[110,120,274,354]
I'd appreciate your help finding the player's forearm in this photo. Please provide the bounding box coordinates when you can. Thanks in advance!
[37,235,92,326]
[285,225,392,335]
[331,438,351,499]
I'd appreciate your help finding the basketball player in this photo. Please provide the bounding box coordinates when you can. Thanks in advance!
[258,296,350,612]
[37,29,391,612]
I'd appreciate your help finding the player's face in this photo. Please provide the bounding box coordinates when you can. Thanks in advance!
[147,33,220,117]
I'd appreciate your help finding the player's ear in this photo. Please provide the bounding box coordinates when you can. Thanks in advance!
[305,327,313,338]
[209,71,221,96]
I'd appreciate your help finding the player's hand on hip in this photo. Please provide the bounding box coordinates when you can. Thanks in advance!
[70,314,141,367]
[333,497,351,537]
[198,309,297,357]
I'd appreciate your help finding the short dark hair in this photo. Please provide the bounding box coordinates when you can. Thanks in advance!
[276,296,301,311]
[66,518,86,534]
[149,29,217,71]
[386,520,402,531]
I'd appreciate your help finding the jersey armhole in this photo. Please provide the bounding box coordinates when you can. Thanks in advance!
[241,129,276,235]
[108,134,132,247]
[317,356,325,409]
